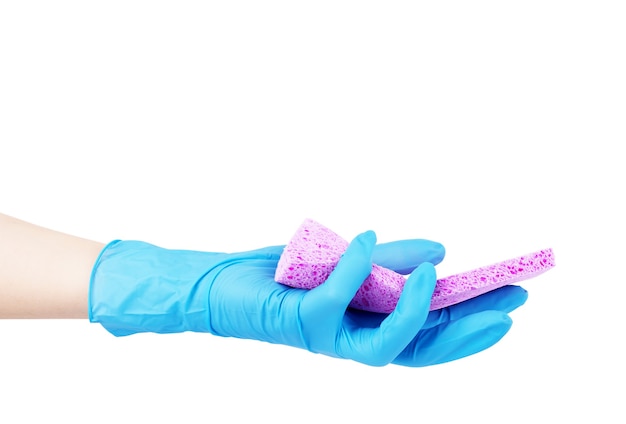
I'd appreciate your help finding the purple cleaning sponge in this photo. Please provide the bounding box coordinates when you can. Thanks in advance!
[429,247,554,310]
[274,218,555,313]
[274,218,407,313]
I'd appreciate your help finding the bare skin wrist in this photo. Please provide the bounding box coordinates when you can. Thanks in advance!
[0,213,105,319]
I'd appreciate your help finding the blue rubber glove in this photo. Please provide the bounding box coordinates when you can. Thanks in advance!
[89,231,527,367]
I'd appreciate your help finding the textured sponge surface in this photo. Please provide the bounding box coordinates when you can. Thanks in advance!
[274,219,555,313]
[274,218,349,289]
[430,248,554,310]
[274,218,407,313]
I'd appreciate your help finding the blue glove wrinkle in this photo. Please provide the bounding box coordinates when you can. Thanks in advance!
[90,240,229,336]
[207,258,308,349]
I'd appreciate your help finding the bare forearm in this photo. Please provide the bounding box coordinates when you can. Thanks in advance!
[0,213,105,318]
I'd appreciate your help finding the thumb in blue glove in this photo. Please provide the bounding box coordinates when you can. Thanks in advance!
[90,231,527,367]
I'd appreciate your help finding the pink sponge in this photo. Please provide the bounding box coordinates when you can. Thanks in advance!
[274,218,407,313]
[275,218,555,313]
[429,247,555,310]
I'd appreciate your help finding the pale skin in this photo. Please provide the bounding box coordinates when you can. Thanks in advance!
[0,213,105,319]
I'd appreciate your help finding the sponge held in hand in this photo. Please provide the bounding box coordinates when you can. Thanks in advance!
[274,218,555,313]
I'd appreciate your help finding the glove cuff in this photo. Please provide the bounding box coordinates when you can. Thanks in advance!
[89,240,223,336]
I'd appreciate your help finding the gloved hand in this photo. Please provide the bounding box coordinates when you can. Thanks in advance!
[89,230,528,367]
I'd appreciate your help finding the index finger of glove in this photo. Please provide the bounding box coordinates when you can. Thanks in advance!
[302,231,377,328]
[372,239,445,273]
[360,262,437,365]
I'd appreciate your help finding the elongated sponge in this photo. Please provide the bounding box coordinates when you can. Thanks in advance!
[274,218,555,313]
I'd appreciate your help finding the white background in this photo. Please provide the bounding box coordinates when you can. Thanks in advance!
[1,1,624,422]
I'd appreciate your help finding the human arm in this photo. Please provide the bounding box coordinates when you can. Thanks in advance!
[1,212,528,366]
[0,212,104,318]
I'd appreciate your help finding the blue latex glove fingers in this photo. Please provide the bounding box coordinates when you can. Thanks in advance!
[301,231,437,366]
[422,285,528,330]
[392,310,513,367]
[372,239,446,273]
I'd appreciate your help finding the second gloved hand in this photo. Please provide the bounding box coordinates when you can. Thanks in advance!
[90,231,527,367]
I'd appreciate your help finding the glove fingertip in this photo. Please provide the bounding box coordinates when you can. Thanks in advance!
[391,262,437,321]
[417,261,437,280]
[354,230,377,251]
[429,242,446,265]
